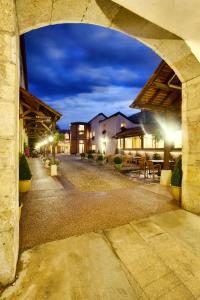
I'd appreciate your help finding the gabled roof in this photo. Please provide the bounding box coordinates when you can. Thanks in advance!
[130,60,181,112]
[88,113,107,124]
[99,111,135,124]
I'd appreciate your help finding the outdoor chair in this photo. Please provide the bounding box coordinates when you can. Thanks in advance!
[146,160,161,180]
[137,158,147,178]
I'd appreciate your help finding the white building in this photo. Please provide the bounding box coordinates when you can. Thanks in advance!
[89,112,137,155]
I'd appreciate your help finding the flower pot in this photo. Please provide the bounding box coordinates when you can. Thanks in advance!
[51,164,57,176]
[171,185,181,202]
[160,170,172,186]
[19,179,31,193]
[115,163,122,171]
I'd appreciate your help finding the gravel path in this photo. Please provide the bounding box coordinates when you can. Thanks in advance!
[19,157,178,250]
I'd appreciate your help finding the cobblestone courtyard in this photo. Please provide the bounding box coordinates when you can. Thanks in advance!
[19,156,178,250]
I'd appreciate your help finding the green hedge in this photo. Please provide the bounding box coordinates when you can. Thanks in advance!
[19,154,32,180]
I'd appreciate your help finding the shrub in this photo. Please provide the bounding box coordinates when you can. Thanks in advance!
[80,153,85,159]
[97,154,104,161]
[19,154,32,180]
[88,154,94,159]
[153,152,161,160]
[114,156,122,164]
[171,158,182,187]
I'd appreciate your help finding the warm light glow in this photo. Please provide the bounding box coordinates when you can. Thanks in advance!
[48,135,54,142]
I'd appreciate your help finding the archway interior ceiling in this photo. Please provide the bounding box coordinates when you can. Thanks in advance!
[16,0,200,83]
[111,0,200,63]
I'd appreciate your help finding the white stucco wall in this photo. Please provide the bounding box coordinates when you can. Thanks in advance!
[89,114,107,152]
[99,114,136,154]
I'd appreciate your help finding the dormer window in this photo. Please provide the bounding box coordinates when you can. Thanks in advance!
[121,122,126,128]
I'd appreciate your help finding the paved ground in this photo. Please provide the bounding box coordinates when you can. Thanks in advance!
[19,156,178,250]
[2,209,200,299]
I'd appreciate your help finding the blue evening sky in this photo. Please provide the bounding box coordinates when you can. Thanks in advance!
[25,24,160,129]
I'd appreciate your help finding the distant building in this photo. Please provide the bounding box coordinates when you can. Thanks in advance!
[56,129,71,154]
[70,112,137,155]
[70,122,90,154]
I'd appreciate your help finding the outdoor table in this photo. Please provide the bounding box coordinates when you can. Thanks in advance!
[133,156,142,164]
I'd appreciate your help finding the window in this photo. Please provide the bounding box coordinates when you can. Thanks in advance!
[121,122,126,128]
[143,134,154,148]
[132,137,141,148]
[125,137,132,148]
[117,139,123,149]
[92,144,96,151]
[92,131,95,137]
[79,140,84,153]
[79,124,84,135]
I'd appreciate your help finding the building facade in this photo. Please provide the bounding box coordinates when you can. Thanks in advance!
[70,122,90,154]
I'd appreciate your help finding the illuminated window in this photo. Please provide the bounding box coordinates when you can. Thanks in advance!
[125,137,132,148]
[93,131,95,137]
[79,124,84,135]
[92,144,96,151]
[117,139,123,149]
[79,140,84,153]
[144,134,154,148]
[121,122,126,128]
[132,137,141,148]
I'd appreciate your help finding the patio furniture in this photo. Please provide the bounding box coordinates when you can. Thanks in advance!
[146,160,161,179]
[138,158,147,178]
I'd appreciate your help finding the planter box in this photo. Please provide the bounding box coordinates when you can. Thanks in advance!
[160,170,172,186]
[171,186,181,202]
[51,164,57,176]
[19,179,31,192]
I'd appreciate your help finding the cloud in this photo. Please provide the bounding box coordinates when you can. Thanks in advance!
[25,23,160,128]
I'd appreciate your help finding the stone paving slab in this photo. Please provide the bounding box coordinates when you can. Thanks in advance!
[2,210,200,299]
[1,233,137,300]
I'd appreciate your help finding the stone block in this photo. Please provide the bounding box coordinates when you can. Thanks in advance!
[16,0,52,34]
[0,225,19,286]
[83,0,120,27]
[51,0,88,24]
[0,102,16,137]
[0,33,17,64]
[0,169,17,213]
[182,183,200,213]
[0,138,15,169]
[0,61,16,92]
[0,0,16,32]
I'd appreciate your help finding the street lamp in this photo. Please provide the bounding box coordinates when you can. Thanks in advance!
[48,135,54,143]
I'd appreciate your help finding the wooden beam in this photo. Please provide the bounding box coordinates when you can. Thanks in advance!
[39,121,52,133]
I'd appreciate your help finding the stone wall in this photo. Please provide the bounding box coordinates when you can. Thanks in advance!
[0,0,200,286]
[0,0,19,285]
[182,77,200,213]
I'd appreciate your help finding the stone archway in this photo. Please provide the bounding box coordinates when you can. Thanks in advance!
[1,0,200,285]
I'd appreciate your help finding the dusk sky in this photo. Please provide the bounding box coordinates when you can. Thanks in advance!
[25,24,160,129]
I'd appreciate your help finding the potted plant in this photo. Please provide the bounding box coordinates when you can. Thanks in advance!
[114,156,122,171]
[88,153,94,160]
[19,154,32,192]
[171,158,182,202]
[97,154,105,165]
[49,157,59,176]
[80,153,85,160]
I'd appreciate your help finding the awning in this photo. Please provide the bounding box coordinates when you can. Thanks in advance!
[20,88,62,139]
